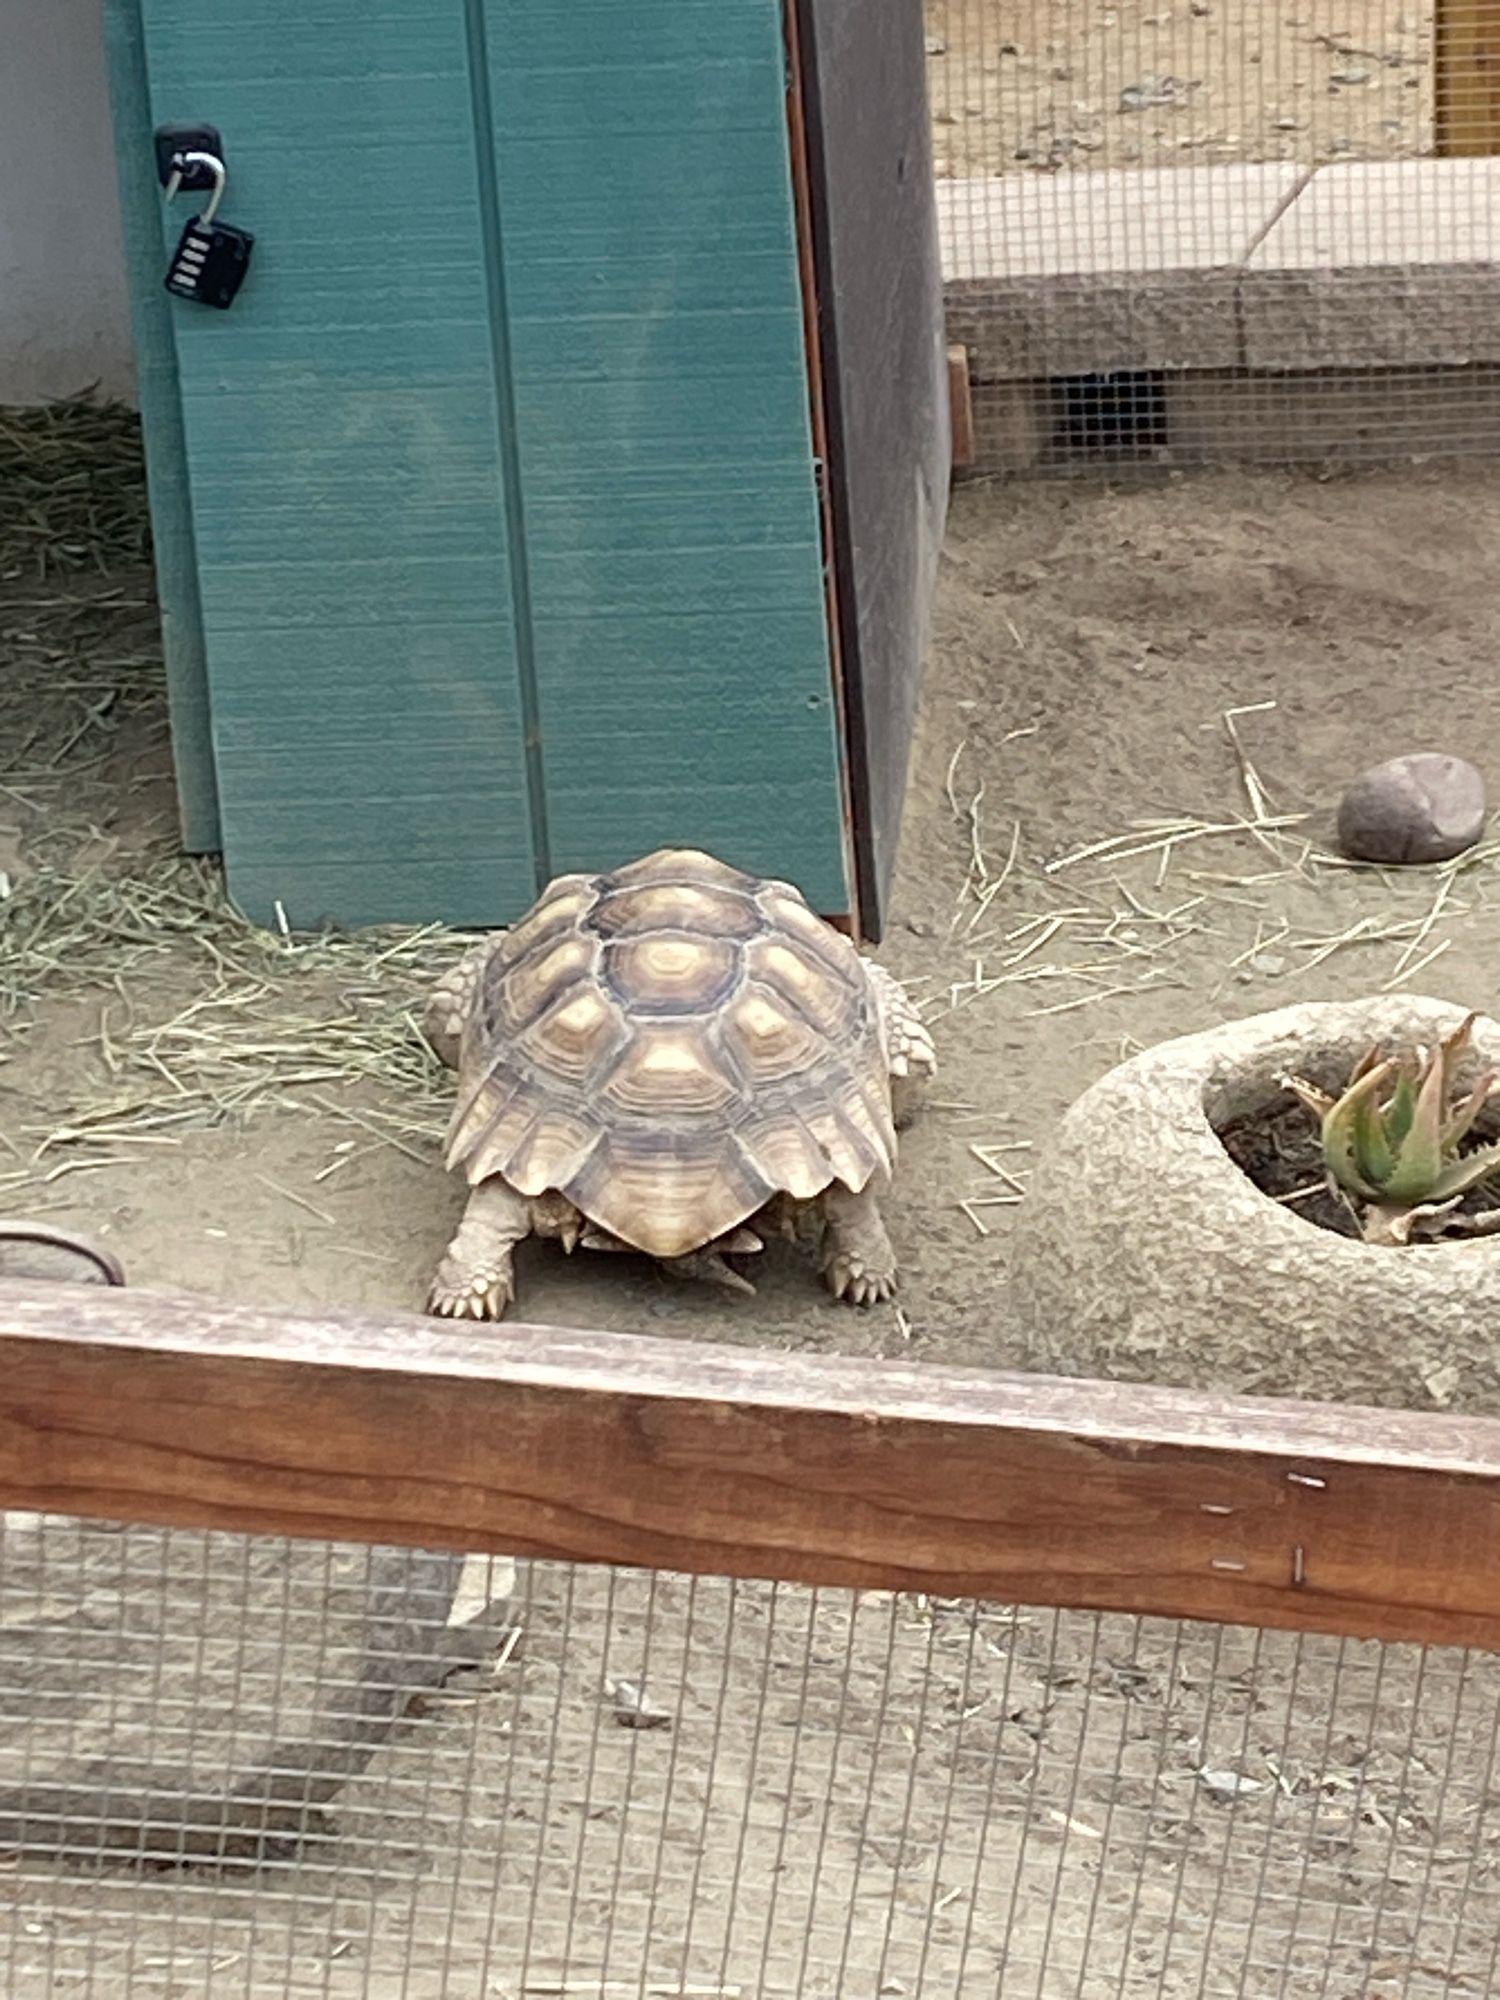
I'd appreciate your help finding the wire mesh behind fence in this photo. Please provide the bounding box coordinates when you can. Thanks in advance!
[927,0,1500,472]
[3,1509,1500,1999]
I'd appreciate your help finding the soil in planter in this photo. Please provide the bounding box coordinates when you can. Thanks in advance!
[1218,1096,1500,1242]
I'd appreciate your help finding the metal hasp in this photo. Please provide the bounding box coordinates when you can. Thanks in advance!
[165,148,227,224]
[153,122,224,190]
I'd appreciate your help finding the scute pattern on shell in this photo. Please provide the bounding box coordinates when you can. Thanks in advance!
[444,849,896,1259]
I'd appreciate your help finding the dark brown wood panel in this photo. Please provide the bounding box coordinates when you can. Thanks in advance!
[792,0,951,940]
[3,1282,1500,1651]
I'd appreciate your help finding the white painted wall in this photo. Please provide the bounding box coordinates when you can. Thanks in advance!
[0,0,135,403]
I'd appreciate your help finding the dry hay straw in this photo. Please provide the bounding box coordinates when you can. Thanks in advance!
[932,702,1500,1238]
[0,396,152,580]
[0,403,167,871]
[930,700,1500,1035]
[1,852,478,1200]
[0,401,471,1195]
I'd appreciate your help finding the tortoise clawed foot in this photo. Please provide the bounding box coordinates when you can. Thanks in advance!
[867,961,938,1131]
[426,1251,516,1322]
[822,1249,898,1308]
[427,1180,531,1322]
[422,937,507,1071]
[890,1075,926,1133]
[820,1181,897,1307]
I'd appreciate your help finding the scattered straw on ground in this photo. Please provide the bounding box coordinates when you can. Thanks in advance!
[0,397,152,581]
[931,704,1500,1035]
[0,867,478,1203]
[932,701,1500,1235]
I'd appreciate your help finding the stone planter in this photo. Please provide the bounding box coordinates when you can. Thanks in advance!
[1009,995,1500,1414]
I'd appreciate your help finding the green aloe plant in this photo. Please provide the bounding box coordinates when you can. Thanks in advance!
[1283,1014,1500,1243]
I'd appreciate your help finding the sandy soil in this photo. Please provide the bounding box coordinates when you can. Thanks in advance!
[925,0,1434,177]
[27,453,1485,1381]
[8,446,1500,1991]
[22,460,1500,1373]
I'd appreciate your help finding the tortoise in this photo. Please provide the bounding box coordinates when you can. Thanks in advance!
[423,847,935,1320]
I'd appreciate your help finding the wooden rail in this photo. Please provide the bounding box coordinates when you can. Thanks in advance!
[2,1280,1500,1651]
[1436,0,1500,156]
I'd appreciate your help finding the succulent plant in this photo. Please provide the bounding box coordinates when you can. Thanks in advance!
[1283,1013,1500,1243]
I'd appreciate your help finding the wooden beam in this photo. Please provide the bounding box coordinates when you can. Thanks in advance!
[2,1281,1500,1650]
[947,343,975,472]
[782,0,864,943]
[1435,0,1500,154]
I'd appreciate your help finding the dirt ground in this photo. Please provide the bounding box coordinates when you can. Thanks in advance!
[9,427,1500,1992]
[925,0,1433,177]
[14,451,1500,1379]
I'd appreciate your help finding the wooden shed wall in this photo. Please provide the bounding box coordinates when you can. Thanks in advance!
[120,0,851,930]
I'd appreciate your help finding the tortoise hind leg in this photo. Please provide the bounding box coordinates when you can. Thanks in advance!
[865,961,937,1131]
[428,1179,532,1321]
[820,1180,898,1307]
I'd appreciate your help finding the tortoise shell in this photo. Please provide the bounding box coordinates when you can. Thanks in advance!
[445,848,896,1259]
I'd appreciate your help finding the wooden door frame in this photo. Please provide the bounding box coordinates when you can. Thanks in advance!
[781,0,867,942]
[102,0,221,856]
[781,0,951,947]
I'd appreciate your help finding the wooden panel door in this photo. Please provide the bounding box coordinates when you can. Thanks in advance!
[128,0,540,928]
[480,0,852,915]
[119,0,861,929]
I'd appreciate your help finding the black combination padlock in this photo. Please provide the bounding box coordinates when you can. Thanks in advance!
[160,147,254,311]
[166,215,254,310]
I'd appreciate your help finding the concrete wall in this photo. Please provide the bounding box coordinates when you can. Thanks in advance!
[0,0,135,403]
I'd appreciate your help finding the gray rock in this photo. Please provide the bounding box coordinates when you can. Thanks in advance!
[1008,995,1500,1414]
[0,1519,514,1867]
[1337,752,1485,864]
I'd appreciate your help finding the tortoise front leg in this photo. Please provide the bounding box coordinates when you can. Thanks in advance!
[427,1178,532,1321]
[422,935,506,1071]
[820,1179,898,1306]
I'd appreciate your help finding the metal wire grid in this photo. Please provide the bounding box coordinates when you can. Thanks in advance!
[927,0,1500,471]
[2,1511,1500,1997]
[925,0,1435,176]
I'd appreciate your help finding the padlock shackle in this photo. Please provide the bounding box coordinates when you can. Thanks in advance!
[165,148,228,227]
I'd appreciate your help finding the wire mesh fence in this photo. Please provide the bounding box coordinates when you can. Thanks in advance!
[927,0,1500,472]
[4,1511,1500,1999]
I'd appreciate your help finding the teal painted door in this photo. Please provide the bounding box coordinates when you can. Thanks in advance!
[119,0,853,930]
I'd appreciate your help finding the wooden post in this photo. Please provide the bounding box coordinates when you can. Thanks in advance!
[948,343,975,474]
[1436,0,1500,154]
